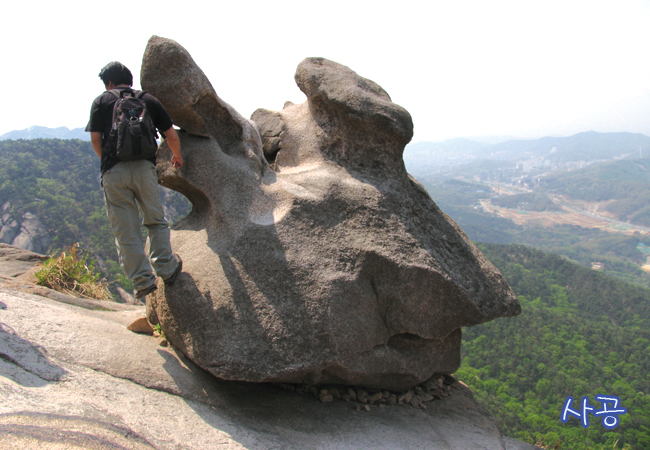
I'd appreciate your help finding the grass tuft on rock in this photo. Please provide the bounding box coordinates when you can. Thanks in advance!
[35,243,112,301]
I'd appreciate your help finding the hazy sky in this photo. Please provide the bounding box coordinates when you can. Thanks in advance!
[2,0,649,143]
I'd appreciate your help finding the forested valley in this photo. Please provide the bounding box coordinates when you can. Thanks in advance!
[2,138,649,448]
[410,149,650,448]
[539,159,650,227]
[458,244,650,449]
[418,178,650,289]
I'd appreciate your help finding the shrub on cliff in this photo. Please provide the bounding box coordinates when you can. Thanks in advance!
[35,243,112,301]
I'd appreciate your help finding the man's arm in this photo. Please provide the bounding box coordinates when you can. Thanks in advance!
[162,127,183,168]
[90,132,102,158]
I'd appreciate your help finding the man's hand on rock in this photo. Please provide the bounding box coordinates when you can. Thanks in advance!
[162,126,182,168]
[171,155,183,169]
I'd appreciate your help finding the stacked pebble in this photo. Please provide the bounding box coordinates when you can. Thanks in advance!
[277,374,460,411]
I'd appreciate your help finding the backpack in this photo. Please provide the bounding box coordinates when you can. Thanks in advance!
[106,89,159,161]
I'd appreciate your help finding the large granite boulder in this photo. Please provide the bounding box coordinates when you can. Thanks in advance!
[142,36,520,391]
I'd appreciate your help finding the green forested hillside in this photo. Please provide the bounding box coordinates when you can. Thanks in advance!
[0,139,190,293]
[0,139,115,258]
[457,243,650,449]
[541,159,650,201]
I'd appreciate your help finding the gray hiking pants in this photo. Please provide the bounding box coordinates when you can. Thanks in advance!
[102,160,176,291]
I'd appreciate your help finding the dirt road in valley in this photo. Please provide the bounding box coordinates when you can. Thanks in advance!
[479,197,650,236]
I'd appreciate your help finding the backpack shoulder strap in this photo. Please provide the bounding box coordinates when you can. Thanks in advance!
[106,89,120,99]
[134,90,146,99]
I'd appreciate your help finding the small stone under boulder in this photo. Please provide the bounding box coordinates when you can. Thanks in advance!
[142,36,520,391]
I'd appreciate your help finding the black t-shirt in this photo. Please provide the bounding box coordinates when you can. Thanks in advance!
[85,87,174,173]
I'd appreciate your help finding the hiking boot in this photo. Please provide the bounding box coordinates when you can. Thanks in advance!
[164,254,183,285]
[135,283,157,299]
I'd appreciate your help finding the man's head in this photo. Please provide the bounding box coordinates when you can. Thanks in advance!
[98,61,133,88]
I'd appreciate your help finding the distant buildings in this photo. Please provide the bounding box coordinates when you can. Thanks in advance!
[591,262,605,271]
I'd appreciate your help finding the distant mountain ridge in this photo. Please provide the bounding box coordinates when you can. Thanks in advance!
[483,131,650,161]
[0,126,89,141]
[405,131,650,177]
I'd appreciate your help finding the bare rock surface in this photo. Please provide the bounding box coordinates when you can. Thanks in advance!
[141,36,520,391]
[503,437,545,450]
[0,243,48,278]
[0,284,533,450]
[0,205,51,255]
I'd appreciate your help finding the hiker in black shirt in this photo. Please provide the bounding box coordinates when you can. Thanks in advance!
[86,61,182,299]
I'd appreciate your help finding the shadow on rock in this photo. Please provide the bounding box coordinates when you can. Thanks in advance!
[155,344,336,449]
[155,344,510,450]
[0,412,156,450]
[0,323,67,388]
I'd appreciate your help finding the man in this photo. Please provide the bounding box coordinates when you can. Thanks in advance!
[86,61,182,299]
